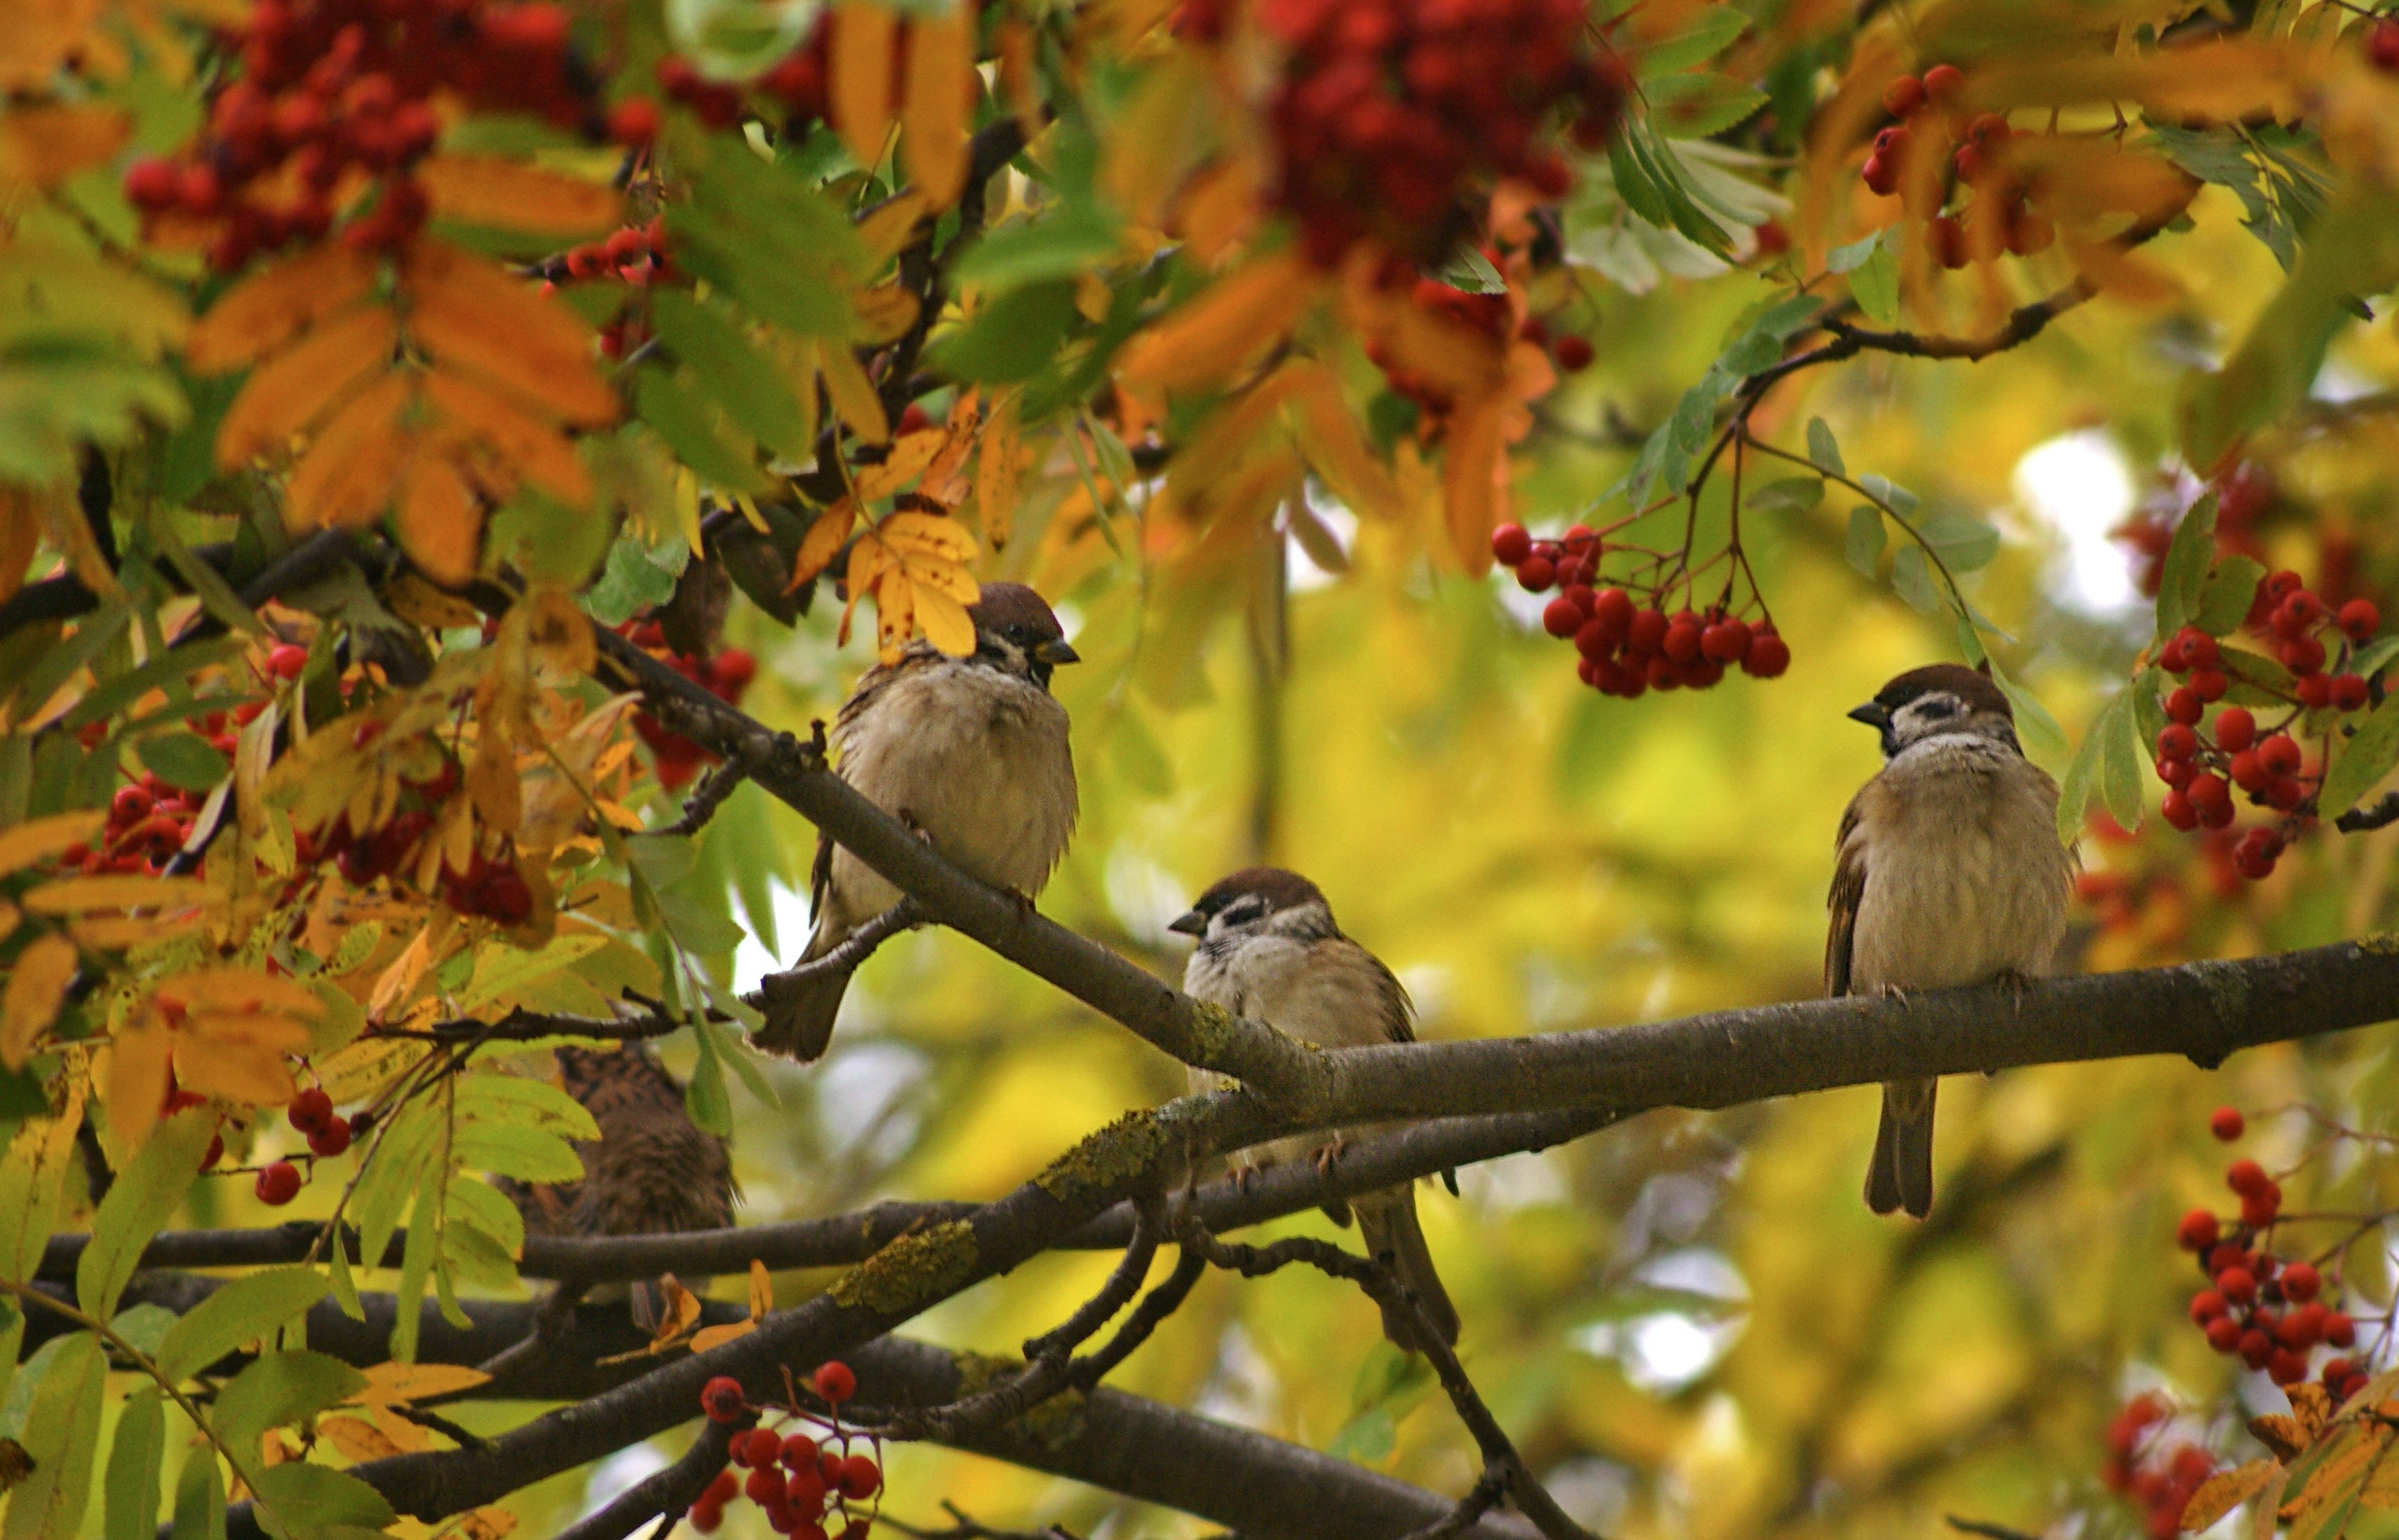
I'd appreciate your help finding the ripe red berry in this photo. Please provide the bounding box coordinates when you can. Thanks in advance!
[2185,774,2232,827]
[2161,789,2198,830]
[705,1470,739,1507]
[1927,215,1968,269]
[2268,1348,2307,1385]
[1589,587,1635,637]
[780,1435,818,1472]
[308,1119,352,1158]
[745,1466,786,1505]
[2179,629,2219,669]
[1662,617,1703,663]
[2326,1311,2357,1347]
[2216,1265,2257,1303]
[287,1087,334,1133]
[2157,724,2198,761]
[2228,750,2267,794]
[2332,673,2370,711]
[1490,523,1532,566]
[2165,686,2203,725]
[812,1361,857,1403]
[124,157,180,212]
[2209,1106,2244,1142]
[2188,1289,2227,1325]
[267,643,309,680]
[2238,1327,2273,1368]
[2213,706,2255,752]
[1881,75,1926,116]
[2339,598,2380,641]
[1553,335,1594,371]
[609,97,662,147]
[1701,619,1753,664]
[254,1160,303,1206]
[2373,18,2399,71]
[837,1453,881,1500]
[2204,1315,2242,1353]
[1860,153,1897,197]
[2241,1182,2282,1228]
[1542,596,1583,638]
[2189,667,2229,702]
[2259,734,2303,776]
[700,1376,748,1423]
[740,1428,784,1468]
[2296,672,2334,709]
[687,1500,723,1534]
[2176,1208,2220,1251]
[2225,1158,2269,1196]
[2322,1355,2355,1387]
[1743,629,1791,679]
[1515,555,1556,593]
[1922,63,1964,103]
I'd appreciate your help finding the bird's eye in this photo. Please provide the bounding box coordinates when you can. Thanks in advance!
[1218,896,1268,927]
[1914,697,1958,720]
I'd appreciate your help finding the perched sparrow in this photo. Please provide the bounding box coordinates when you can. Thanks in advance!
[755,582,1080,1060]
[503,1044,737,1328]
[1172,868,1461,1353]
[1830,663,2076,1219]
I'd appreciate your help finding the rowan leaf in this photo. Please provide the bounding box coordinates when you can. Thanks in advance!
[900,5,973,210]
[285,371,415,532]
[157,1267,331,1382]
[186,244,380,374]
[1116,251,1317,392]
[975,390,1021,548]
[21,874,204,913]
[0,933,76,1071]
[793,500,858,591]
[394,451,482,586]
[421,366,591,506]
[818,342,889,444]
[2185,1459,2280,1531]
[213,302,398,469]
[416,154,621,236]
[403,238,616,427]
[0,811,103,879]
[78,1108,212,1314]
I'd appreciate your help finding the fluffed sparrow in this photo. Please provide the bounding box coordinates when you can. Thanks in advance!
[1172,868,1461,1353]
[755,582,1080,1060]
[1830,663,2075,1218]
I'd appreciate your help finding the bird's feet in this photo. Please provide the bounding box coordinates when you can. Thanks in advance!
[1991,967,2037,1012]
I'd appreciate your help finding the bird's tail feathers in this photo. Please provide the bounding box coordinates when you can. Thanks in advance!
[752,924,853,1061]
[1865,1077,1937,1219]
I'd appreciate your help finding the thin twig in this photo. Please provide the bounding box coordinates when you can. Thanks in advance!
[757,897,925,997]
[1397,1469,1511,1540]
[646,757,753,838]
[2337,792,2399,832]
[551,1416,740,1540]
[1068,1243,1206,1392]
[881,1500,1085,1539]
[1944,1517,2043,1540]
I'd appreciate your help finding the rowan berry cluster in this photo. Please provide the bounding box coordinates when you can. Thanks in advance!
[2150,579,2382,880]
[692,1365,883,1537]
[537,219,670,291]
[653,28,829,136]
[623,622,759,789]
[1490,521,1788,698]
[1178,0,1623,264]
[1860,66,2055,269]
[2101,1394,2217,1540]
[60,763,214,878]
[2177,1108,2368,1403]
[121,0,598,271]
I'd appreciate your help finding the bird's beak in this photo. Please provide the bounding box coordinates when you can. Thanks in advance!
[1847,701,1891,729]
[1167,909,1206,937]
[1034,638,1081,667]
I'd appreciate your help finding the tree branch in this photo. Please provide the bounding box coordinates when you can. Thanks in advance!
[553,1417,739,1540]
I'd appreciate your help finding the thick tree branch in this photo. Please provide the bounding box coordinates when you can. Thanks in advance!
[553,1417,739,1540]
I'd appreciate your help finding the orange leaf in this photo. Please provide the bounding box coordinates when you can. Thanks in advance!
[850,282,921,346]
[415,154,621,237]
[0,486,40,609]
[818,343,889,444]
[791,500,857,590]
[1,932,77,1071]
[0,810,105,879]
[853,429,948,502]
[287,372,416,532]
[172,1040,298,1106]
[1441,398,1506,573]
[688,1320,757,1353]
[403,238,616,426]
[187,244,380,374]
[317,1416,407,1462]
[351,1362,493,1405]
[107,1006,173,1150]
[872,564,916,661]
[2184,1459,2281,1532]
[468,730,521,836]
[900,6,972,210]
[394,451,481,586]
[215,303,399,469]
[1284,360,1401,520]
[422,366,591,506]
[20,874,205,913]
[829,3,898,169]
[994,18,1043,144]
[975,391,1020,548]
[0,103,129,192]
[158,968,323,1018]
[1116,250,1317,392]
[748,1258,772,1320]
[855,191,929,264]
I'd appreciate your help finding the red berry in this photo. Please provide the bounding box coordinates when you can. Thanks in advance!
[2267,1348,2307,1385]
[2229,750,2267,794]
[2185,774,2232,827]
[254,1160,303,1206]
[1515,555,1556,593]
[2217,1266,2257,1303]
[2157,724,2198,761]
[2189,1289,2227,1325]
[2214,706,2256,752]
[700,1376,748,1423]
[2322,1355,2355,1386]
[1881,75,1925,116]
[1701,618,1753,664]
[2209,1106,2244,1142]
[780,1435,819,1473]
[609,97,662,146]
[124,157,180,212]
[2339,598,2380,641]
[1542,596,1583,638]
[2205,1315,2242,1353]
[746,1466,787,1505]
[1743,630,1790,679]
[267,643,309,680]
[1662,618,1703,663]
[836,1453,880,1500]
[1553,334,1594,371]
[2373,18,2399,71]
[307,1119,352,1158]
[2189,667,2229,702]
[2161,789,2198,830]
[741,1428,785,1467]
[2332,674,2370,711]
[112,785,154,824]
[2165,686,2203,725]
[2259,734,2303,776]
[287,1086,334,1133]
[2181,629,2220,669]
[2238,1327,2273,1368]
[687,1500,723,1534]
[2226,1158,2269,1196]
[1927,215,1968,269]
[812,1361,857,1404]
[705,1470,739,1506]
[2327,1312,2357,1347]
[2296,673,2334,709]
[2176,1208,2220,1251]
[1490,523,1532,566]
[1922,63,1964,103]
[2241,1182,2282,1228]
[1860,154,1897,197]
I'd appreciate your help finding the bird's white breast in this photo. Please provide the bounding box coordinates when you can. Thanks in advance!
[830,659,1076,924]
[1846,738,2073,991]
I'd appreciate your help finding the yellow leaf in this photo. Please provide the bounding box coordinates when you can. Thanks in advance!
[415,155,621,237]
[818,343,889,443]
[172,1042,297,1106]
[1116,251,1317,392]
[881,509,977,564]
[0,103,129,192]
[158,968,323,1019]
[1286,360,1401,521]
[914,579,974,657]
[67,915,191,949]
[468,731,522,836]
[850,282,921,346]
[872,564,916,661]
[315,1038,430,1106]
[2186,1460,2281,1532]
[187,244,380,374]
[0,933,76,1071]
[2252,1414,2311,1462]
[688,1320,757,1354]
[854,190,929,264]
[421,367,591,507]
[105,1006,172,1149]
[900,5,973,210]
[0,899,17,947]
[187,1013,315,1054]
[1442,399,1507,573]
[286,372,416,532]
[975,391,1020,548]
[394,452,480,587]
[791,501,857,590]
[0,811,105,879]
[453,1509,518,1540]
[20,874,205,914]
[829,3,898,169]
[317,1415,407,1462]
[351,1362,494,1405]
[853,429,949,502]
[403,239,616,427]
[214,303,398,469]
[748,1258,772,1320]
[651,1275,702,1346]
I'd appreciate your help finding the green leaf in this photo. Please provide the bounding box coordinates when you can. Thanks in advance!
[954,202,1124,294]
[109,1303,178,1360]
[1848,235,1900,325]
[2193,554,2266,637]
[158,1268,331,1383]
[1846,505,1885,577]
[103,1388,166,1540]
[2099,688,2147,832]
[212,1351,364,1464]
[1805,417,1844,475]
[2154,491,2218,641]
[391,1160,441,1363]
[633,367,771,494]
[1889,545,1941,614]
[249,1462,397,1538]
[2057,694,2112,844]
[79,1109,214,1321]
[1826,231,1882,274]
[1430,248,1506,294]
[453,1123,583,1183]
[171,1441,226,1540]
[455,934,609,1015]
[2350,634,2399,683]
[455,1073,603,1141]
[2,1332,104,1540]
[1635,5,1751,74]
[1325,1405,1397,1463]
[686,1019,734,1135]
[1646,73,1768,137]
[136,731,228,793]
[1746,475,1823,513]
[646,290,816,463]
[927,280,1080,385]
[2321,695,2399,821]
[1920,511,2000,573]
[1992,663,2070,763]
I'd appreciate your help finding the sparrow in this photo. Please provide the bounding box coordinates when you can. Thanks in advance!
[1830,663,2076,1219]
[502,1044,737,1328]
[755,582,1080,1060]
[1171,868,1461,1353]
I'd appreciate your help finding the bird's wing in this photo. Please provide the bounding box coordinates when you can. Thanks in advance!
[1371,949,1416,1045]
[812,652,921,920]
[1826,788,1869,999]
